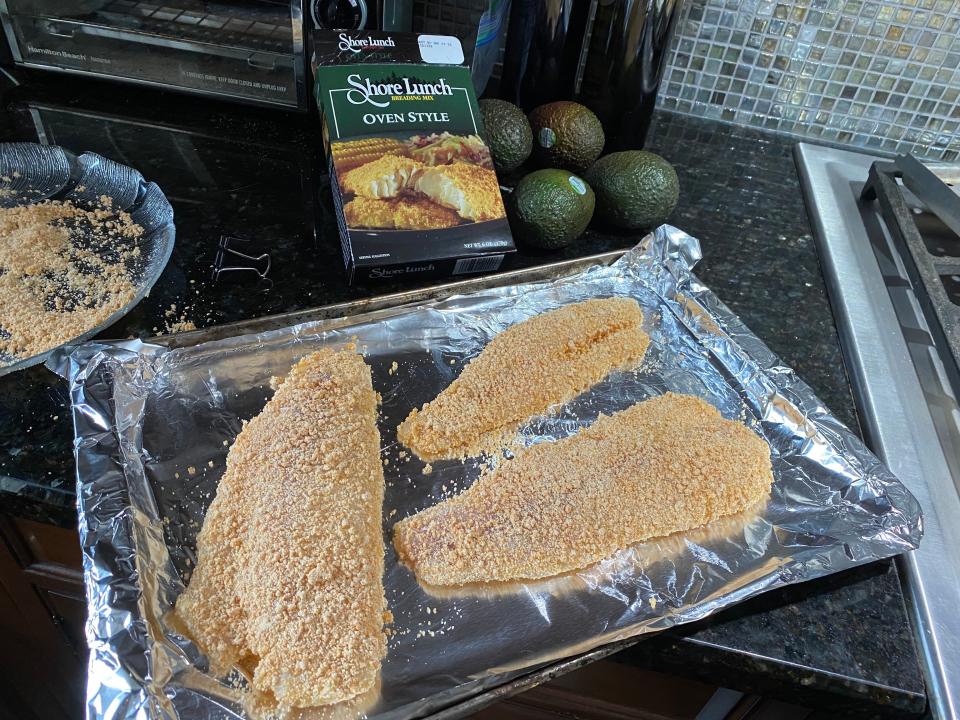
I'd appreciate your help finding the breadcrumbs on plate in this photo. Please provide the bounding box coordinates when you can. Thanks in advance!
[176,347,387,711]
[0,199,143,364]
[394,393,773,585]
[396,298,650,460]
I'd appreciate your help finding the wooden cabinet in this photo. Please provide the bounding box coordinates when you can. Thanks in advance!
[0,515,86,720]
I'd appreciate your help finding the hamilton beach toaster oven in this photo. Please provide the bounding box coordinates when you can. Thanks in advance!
[0,0,491,109]
[0,0,313,108]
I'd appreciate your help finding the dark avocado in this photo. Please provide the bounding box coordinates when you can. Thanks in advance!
[586,150,679,230]
[509,168,595,249]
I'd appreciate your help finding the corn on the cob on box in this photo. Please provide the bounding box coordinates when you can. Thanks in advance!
[313,30,515,283]
[332,137,409,173]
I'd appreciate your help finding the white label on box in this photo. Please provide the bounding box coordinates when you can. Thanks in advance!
[418,35,465,65]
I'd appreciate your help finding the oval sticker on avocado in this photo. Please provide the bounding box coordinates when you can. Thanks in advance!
[568,176,587,195]
[538,127,556,148]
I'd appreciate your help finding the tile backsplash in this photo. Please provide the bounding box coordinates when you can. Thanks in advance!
[658,0,960,160]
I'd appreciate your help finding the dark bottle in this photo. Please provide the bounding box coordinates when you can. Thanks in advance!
[501,0,682,150]
[579,0,681,149]
[499,0,592,110]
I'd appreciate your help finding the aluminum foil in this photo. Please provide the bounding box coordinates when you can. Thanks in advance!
[53,225,923,720]
[0,141,176,375]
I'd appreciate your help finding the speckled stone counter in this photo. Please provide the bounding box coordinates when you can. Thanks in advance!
[0,70,925,718]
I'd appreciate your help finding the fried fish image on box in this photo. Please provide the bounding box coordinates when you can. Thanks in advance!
[344,196,461,230]
[313,31,515,282]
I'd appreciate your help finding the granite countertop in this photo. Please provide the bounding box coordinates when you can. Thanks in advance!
[0,70,925,718]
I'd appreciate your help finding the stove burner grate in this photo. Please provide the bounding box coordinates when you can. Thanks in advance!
[862,154,960,378]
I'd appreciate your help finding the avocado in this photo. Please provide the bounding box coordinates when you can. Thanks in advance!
[508,169,595,249]
[586,151,679,230]
[528,101,605,174]
[480,99,533,173]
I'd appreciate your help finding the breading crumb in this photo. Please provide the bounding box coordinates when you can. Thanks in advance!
[0,199,143,364]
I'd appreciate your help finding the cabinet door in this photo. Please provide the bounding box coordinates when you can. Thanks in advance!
[0,515,86,720]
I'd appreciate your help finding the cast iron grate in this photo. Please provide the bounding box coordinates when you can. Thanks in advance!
[861,154,960,376]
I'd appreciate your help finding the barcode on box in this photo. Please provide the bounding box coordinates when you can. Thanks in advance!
[453,254,504,275]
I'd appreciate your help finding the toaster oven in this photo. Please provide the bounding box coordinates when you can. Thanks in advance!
[0,0,308,108]
[0,0,493,109]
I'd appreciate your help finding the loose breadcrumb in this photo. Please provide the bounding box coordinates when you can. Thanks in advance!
[394,393,773,585]
[0,199,143,364]
[397,298,650,460]
[165,318,197,334]
[176,347,387,713]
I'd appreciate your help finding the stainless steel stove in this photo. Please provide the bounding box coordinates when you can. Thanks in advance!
[797,143,960,720]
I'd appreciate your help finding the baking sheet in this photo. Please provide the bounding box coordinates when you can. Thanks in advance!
[54,225,922,720]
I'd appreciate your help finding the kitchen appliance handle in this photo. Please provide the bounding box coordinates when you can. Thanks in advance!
[247,54,278,71]
[44,22,76,39]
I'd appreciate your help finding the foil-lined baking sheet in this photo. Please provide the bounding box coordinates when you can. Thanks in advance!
[53,225,922,720]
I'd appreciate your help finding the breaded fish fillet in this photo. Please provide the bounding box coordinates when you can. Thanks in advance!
[415,162,505,221]
[394,393,773,585]
[397,297,650,460]
[394,198,461,229]
[344,197,461,230]
[176,347,387,709]
[340,155,424,198]
[343,197,398,229]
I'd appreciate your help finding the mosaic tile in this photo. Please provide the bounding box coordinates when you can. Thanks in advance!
[659,0,960,159]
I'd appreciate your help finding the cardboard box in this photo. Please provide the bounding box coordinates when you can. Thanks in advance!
[313,30,516,282]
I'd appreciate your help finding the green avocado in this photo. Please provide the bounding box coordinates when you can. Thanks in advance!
[528,101,605,174]
[586,151,679,230]
[479,99,533,173]
[509,169,595,249]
